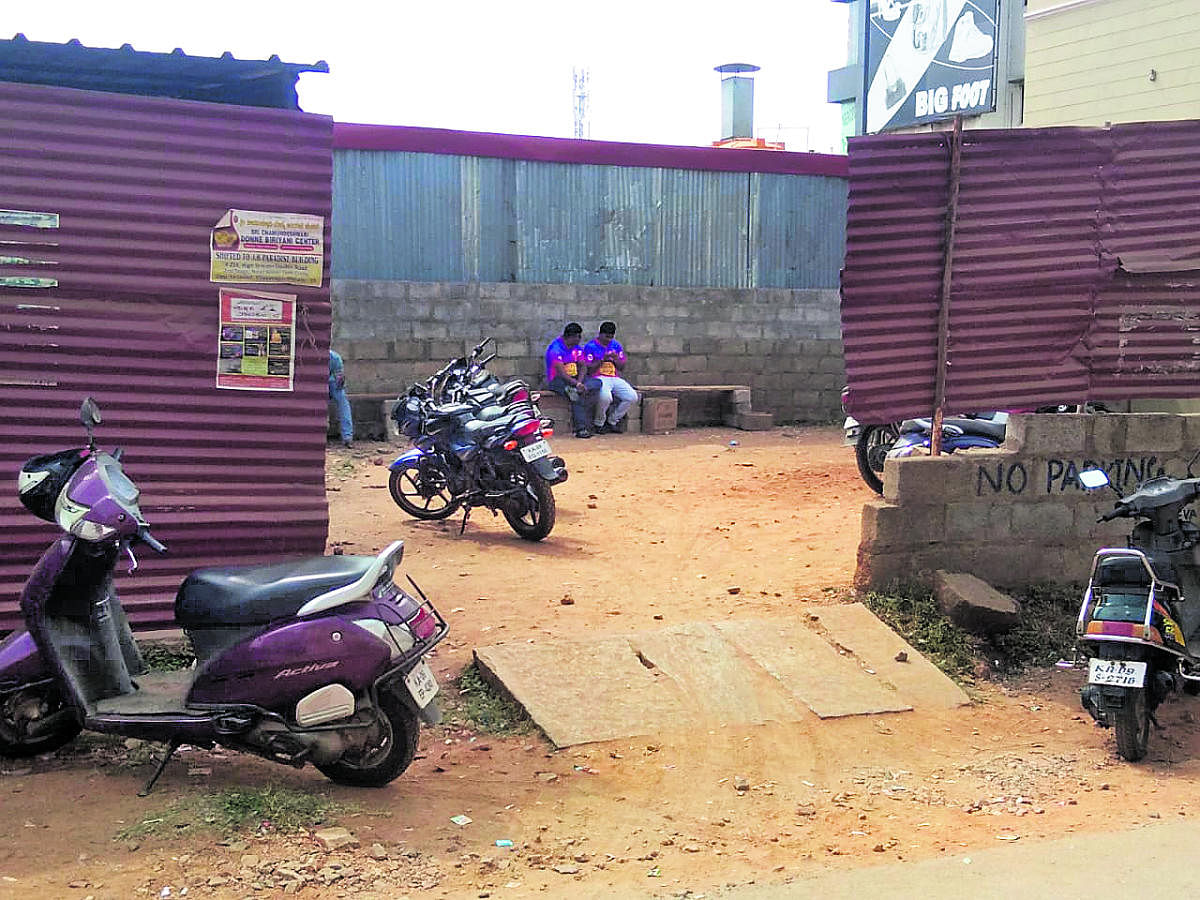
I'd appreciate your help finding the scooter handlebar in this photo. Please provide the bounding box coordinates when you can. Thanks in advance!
[138,527,168,553]
[1098,503,1129,523]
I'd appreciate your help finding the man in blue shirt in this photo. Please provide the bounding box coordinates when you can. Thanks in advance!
[583,321,638,434]
[544,322,593,438]
[329,348,353,448]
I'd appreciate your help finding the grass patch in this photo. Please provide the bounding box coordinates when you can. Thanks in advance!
[991,582,1082,674]
[863,585,978,681]
[117,785,348,840]
[139,640,195,672]
[441,664,534,736]
[864,580,1083,681]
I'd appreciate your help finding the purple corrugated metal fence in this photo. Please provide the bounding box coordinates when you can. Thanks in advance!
[0,80,333,630]
[842,123,1200,424]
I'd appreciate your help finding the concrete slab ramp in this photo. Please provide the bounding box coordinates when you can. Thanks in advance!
[473,604,969,748]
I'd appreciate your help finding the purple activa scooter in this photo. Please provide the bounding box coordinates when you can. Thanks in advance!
[0,398,447,793]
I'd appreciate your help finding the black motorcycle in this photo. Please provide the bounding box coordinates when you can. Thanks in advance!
[386,344,566,541]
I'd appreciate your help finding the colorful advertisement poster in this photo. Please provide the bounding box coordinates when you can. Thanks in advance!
[865,0,998,133]
[215,288,296,391]
[210,209,323,287]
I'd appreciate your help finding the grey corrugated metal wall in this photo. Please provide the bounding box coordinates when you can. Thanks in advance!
[332,150,847,289]
[0,80,333,630]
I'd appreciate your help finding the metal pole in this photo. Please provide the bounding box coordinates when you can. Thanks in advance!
[931,115,964,456]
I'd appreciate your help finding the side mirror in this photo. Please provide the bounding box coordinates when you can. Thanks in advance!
[1077,468,1110,490]
[80,397,102,451]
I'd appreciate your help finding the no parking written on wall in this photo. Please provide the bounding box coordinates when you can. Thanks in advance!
[209,208,324,392]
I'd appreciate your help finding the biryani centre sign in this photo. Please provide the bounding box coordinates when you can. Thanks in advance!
[865,0,999,133]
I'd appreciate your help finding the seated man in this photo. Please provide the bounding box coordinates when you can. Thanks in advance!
[583,320,638,434]
[544,322,593,438]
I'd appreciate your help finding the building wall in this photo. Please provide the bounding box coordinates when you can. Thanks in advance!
[333,150,847,290]
[332,279,845,424]
[857,413,1200,590]
[1025,0,1200,127]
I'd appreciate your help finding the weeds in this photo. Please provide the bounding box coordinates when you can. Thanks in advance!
[139,640,195,672]
[441,664,534,736]
[117,785,348,840]
[992,582,1082,674]
[863,586,978,681]
[864,580,1083,681]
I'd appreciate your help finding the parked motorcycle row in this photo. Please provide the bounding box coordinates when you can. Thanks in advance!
[388,337,568,541]
[842,387,1109,494]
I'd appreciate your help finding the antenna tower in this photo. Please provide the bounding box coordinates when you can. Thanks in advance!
[572,66,591,139]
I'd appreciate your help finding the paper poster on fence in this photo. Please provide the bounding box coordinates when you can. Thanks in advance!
[216,288,296,391]
[210,209,323,287]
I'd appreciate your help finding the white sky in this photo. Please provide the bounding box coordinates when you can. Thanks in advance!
[6,0,851,152]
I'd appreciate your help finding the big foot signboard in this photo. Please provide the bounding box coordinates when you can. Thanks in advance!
[865,0,999,133]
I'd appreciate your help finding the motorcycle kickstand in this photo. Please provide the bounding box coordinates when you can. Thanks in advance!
[139,737,183,797]
[459,507,472,535]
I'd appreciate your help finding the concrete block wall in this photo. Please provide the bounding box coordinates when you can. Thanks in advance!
[332,279,845,424]
[857,413,1200,591]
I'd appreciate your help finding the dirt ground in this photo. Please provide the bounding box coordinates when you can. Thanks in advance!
[4,426,1200,899]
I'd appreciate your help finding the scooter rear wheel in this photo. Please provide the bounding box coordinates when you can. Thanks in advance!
[1114,686,1150,762]
[315,691,419,788]
[0,686,81,758]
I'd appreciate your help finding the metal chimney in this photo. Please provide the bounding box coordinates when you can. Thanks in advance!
[715,62,759,140]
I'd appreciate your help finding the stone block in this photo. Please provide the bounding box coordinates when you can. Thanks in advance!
[1125,414,1183,453]
[735,411,773,431]
[933,570,1021,634]
[382,399,403,443]
[944,501,1012,541]
[1184,414,1200,454]
[731,389,752,410]
[1005,414,1088,454]
[884,453,982,505]
[860,500,946,550]
[641,397,678,434]
[1090,413,1126,455]
[1010,502,1074,540]
[677,354,708,373]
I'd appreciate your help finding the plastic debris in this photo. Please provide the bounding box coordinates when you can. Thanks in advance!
[495,839,514,848]
[450,815,472,827]
[1055,659,1075,669]
[647,866,661,877]
[729,440,739,447]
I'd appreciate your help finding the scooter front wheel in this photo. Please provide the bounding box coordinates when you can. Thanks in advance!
[315,691,419,788]
[1114,686,1150,762]
[0,686,81,758]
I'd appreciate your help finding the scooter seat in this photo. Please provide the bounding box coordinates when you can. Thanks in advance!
[175,555,375,627]
[943,417,1007,441]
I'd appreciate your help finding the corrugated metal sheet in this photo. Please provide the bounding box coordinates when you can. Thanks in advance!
[0,79,333,630]
[841,122,1200,424]
[333,150,846,289]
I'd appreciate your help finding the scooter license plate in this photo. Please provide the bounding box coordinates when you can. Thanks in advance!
[1088,658,1147,688]
[404,660,439,708]
[520,439,551,462]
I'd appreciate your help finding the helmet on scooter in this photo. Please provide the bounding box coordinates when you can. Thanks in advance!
[17,448,88,522]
